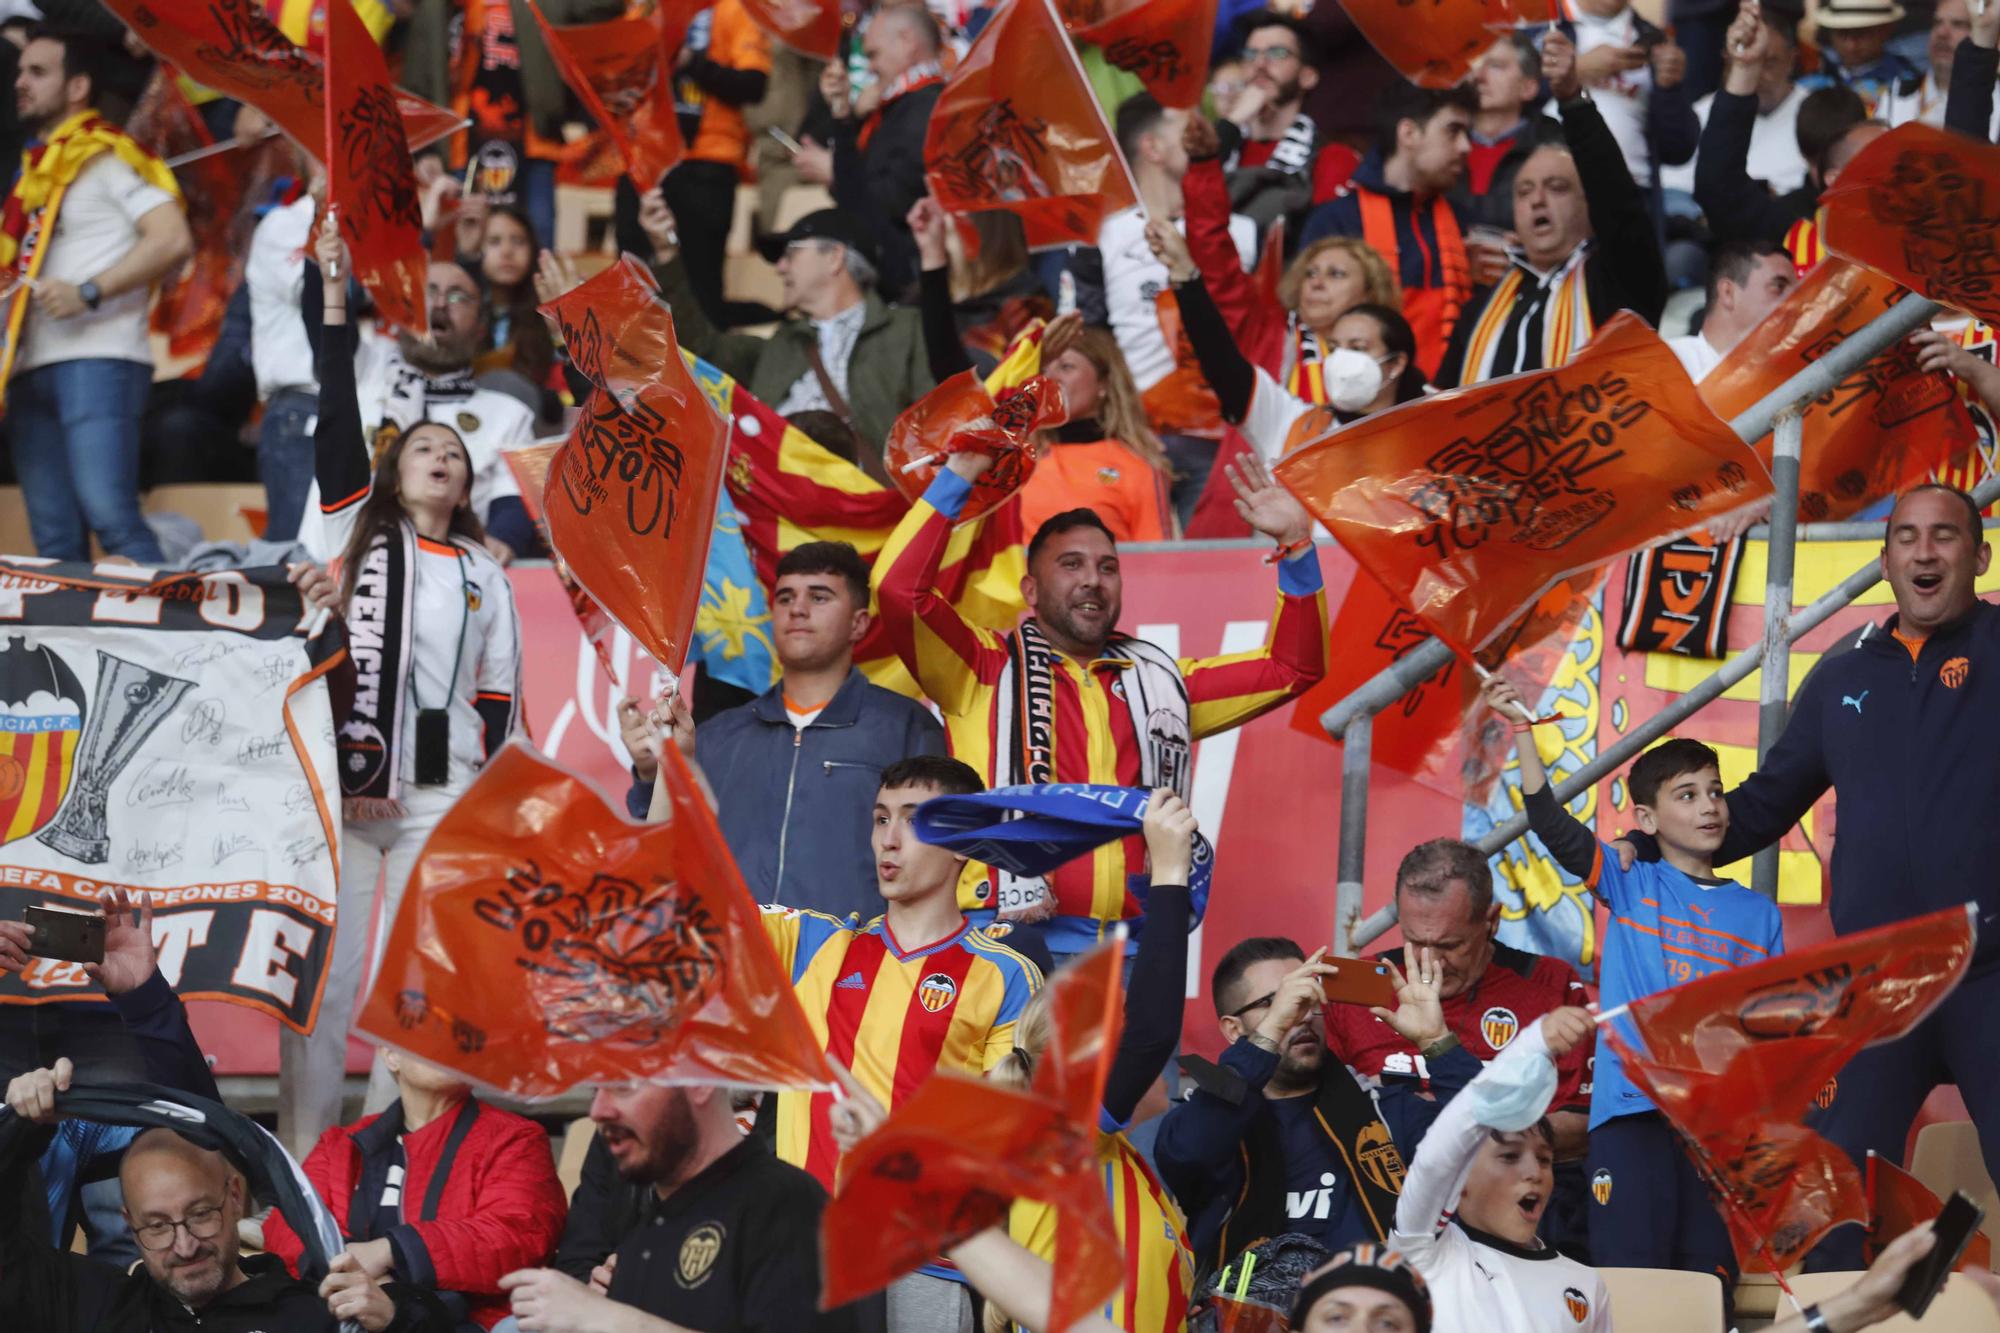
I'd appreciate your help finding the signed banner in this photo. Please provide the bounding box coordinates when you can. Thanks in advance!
[1275,314,1772,656]
[1700,257,1973,522]
[525,0,692,192]
[1057,0,1218,108]
[538,257,729,674]
[0,561,342,1032]
[1342,0,1511,88]
[357,743,835,1098]
[1822,121,2000,329]
[1602,905,1976,1271]
[739,0,843,58]
[924,0,1140,250]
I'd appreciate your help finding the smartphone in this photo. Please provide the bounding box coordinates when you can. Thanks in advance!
[766,125,803,155]
[1896,1190,1984,1318]
[23,905,104,965]
[1320,959,1399,1010]
[414,707,451,787]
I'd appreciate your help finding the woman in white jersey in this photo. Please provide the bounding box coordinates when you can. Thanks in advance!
[278,214,523,1154]
[1391,998,1610,1333]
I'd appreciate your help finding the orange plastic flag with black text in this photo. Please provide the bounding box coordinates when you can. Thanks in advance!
[739,0,844,59]
[1056,0,1218,108]
[322,0,426,333]
[525,0,693,191]
[1865,1151,1994,1270]
[1341,0,1511,88]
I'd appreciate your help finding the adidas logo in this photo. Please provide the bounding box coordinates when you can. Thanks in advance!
[836,971,868,991]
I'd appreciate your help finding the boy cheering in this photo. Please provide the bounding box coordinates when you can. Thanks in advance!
[1481,676,1783,1290]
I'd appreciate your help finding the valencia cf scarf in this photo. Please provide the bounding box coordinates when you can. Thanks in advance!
[1458,244,1595,384]
[1617,532,1745,659]
[340,525,419,819]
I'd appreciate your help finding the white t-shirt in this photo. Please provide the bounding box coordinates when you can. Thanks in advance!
[1241,364,1331,462]
[1564,7,1657,187]
[1098,206,1257,391]
[246,195,318,400]
[1668,331,1723,381]
[1659,84,1808,198]
[12,153,179,374]
[1391,1022,1615,1333]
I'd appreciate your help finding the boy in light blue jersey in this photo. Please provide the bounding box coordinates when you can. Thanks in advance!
[1482,675,1784,1293]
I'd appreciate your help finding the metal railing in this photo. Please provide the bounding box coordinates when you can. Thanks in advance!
[1329,294,1967,954]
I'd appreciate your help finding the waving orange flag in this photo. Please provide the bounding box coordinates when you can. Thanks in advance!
[525,0,693,191]
[740,0,844,59]
[1275,314,1771,657]
[925,0,1141,249]
[538,256,729,674]
[356,743,835,1098]
[883,370,1067,523]
[1866,1152,1994,1270]
[1057,0,1219,108]
[1342,0,1512,88]
[820,940,1125,1328]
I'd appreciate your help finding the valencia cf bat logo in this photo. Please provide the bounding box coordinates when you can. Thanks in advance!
[0,636,85,845]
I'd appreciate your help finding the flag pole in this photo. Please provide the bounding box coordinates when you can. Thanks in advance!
[321,17,338,280]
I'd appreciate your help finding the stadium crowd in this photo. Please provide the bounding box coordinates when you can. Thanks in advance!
[2,0,2000,1329]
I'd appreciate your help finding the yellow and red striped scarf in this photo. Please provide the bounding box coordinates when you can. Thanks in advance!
[1785,208,1826,277]
[1283,319,1331,403]
[1457,246,1594,384]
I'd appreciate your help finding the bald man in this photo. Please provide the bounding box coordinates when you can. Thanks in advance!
[1,1065,448,1332]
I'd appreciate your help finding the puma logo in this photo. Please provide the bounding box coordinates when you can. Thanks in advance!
[1842,691,1869,714]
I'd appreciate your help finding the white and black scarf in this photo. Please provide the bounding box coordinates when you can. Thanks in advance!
[987,620,1191,920]
[339,526,420,820]
[1226,112,1317,178]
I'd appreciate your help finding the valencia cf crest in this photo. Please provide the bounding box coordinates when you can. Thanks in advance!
[1563,1287,1590,1322]
[917,972,959,1013]
[1591,1168,1613,1206]
[1480,1005,1520,1050]
[457,411,481,434]
[676,1222,724,1288]
[1354,1122,1408,1193]
[0,637,84,844]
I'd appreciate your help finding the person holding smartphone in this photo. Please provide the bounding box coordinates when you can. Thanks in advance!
[276,217,523,1159]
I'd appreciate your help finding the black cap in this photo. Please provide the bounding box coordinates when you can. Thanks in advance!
[754,208,880,273]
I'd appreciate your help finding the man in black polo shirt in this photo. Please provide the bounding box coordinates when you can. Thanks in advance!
[499,1082,860,1332]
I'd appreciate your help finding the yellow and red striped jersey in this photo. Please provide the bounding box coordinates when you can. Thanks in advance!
[761,907,1043,1187]
[1008,1130,1195,1333]
[1784,209,1826,276]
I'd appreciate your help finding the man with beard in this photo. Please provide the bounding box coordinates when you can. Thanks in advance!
[1156,938,1482,1278]
[497,1083,861,1332]
[1214,12,1340,231]
[873,452,1327,962]
[297,256,537,565]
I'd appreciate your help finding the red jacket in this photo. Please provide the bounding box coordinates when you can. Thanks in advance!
[264,1098,568,1330]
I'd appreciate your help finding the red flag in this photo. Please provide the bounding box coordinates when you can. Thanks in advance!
[1057,0,1219,108]
[1820,121,2000,329]
[1274,314,1771,657]
[925,0,1141,250]
[883,370,1066,524]
[538,257,729,675]
[355,743,835,1099]
[525,0,692,192]
[1342,0,1512,88]
[819,940,1125,1326]
[1867,1151,1994,1270]
[504,442,637,686]
[1601,905,1978,1271]
[322,0,425,334]
[739,0,844,59]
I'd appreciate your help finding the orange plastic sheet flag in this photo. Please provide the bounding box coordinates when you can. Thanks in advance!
[1866,1151,1995,1270]
[924,0,1141,250]
[884,370,1067,524]
[538,256,729,674]
[1701,257,1974,522]
[525,0,692,192]
[740,0,844,59]
[503,442,630,685]
[819,940,1126,1325]
[1821,121,2000,328]
[1056,0,1219,108]
[1274,314,1771,657]
[1601,904,1978,1272]
[356,742,835,1099]
[322,0,426,334]
[1343,0,1514,88]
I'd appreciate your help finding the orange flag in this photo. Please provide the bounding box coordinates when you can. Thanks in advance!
[1342,0,1512,88]
[356,743,835,1098]
[1700,257,1974,522]
[820,939,1125,1326]
[883,370,1067,523]
[1866,1151,1994,1270]
[323,0,425,334]
[1056,0,1219,108]
[538,256,729,675]
[503,442,631,684]
[1274,314,1771,657]
[1821,121,2000,328]
[740,0,844,59]
[525,0,692,192]
[1601,905,1978,1271]
[925,0,1141,250]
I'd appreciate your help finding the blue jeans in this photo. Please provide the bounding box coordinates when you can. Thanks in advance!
[9,358,163,562]
[257,388,318,544]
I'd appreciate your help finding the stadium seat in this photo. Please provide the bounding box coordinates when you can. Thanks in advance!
[1910,1120,2000,1265]
[1734,1266,1799,1319]
[557,1116,596,1198]
[1783,1271,2000,1330]
[144,483,266,545]
[1596,1267,1724,1332]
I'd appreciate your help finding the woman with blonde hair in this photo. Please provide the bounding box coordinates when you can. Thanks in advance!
[1016,326,1177,542]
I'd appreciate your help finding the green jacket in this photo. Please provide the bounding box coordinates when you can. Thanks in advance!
[400,0,623,143]
[653,256,934,462]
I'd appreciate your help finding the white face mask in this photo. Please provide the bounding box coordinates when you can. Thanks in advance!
[1326,347,1393,414]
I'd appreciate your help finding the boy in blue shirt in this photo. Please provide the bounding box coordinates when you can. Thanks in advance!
[1482,675,1784,1290]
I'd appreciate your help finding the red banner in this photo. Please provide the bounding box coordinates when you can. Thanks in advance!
[1343,0,1511,88]
[1866,1151,1994,1270]
[1603,906,1978,1270]
[525,0,691,191]
[1701,257,1973,522]
[538,257,729,674]
[323,0,424,333]
[819,940,1124,1326]
[355,743,833,1098]
[1057,0,1218,108]
[1822,121,2000,329]
[1275,314,1771,656]
[924,0,1140,249]
[739,0,843,59]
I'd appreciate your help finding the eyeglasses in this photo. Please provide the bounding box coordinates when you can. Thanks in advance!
[132,1202,226,1252]
[1243,44,1298,64]
[425,288,479,308]
[1229,990,1278,1020]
